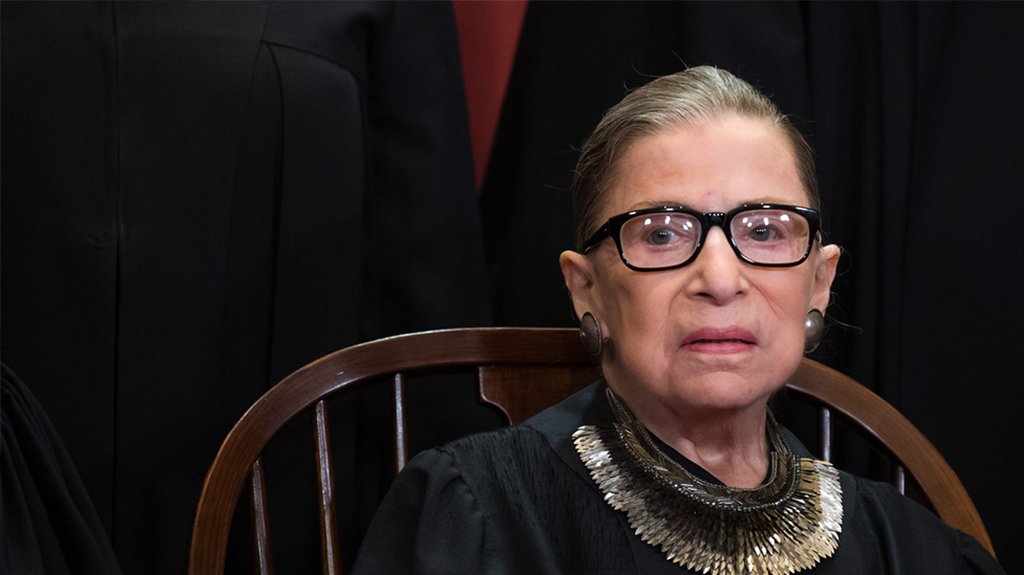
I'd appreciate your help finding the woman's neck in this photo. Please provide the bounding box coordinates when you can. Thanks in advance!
[610,384,771,488]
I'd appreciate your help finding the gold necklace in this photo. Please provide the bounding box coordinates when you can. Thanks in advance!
[572,387,842,575]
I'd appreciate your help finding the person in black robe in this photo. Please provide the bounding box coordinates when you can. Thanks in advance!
[1,3,492,573]
[354,383,1003,574]
[352,67,1005,574]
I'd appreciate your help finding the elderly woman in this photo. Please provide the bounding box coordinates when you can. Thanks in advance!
[352,67,1004,574]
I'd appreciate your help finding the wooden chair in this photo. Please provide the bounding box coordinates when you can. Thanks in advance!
[188,327,994,574]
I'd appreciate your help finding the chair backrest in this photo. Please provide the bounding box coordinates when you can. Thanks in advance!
[188,327,994,574]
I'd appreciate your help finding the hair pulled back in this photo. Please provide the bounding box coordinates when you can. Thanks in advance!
[570,66,818,250]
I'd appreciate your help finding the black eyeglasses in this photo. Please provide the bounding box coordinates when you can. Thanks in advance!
[583,204,820,271]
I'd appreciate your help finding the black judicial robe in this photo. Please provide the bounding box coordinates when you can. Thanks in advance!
[353,383,1005,574]
[1,3,491,573]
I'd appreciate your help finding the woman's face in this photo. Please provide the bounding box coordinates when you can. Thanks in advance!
[561,115,840,421]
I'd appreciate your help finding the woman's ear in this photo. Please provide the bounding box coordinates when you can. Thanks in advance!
[810,243,841,312]
[559,250,599,321]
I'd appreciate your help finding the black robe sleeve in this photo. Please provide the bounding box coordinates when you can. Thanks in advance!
[837,475,1006,575]
[1,364,123,575]
[351,449,487,575]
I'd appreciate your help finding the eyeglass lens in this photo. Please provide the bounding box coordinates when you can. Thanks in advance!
[618,208,811,269]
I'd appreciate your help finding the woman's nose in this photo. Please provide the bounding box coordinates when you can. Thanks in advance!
[686,227,746,302]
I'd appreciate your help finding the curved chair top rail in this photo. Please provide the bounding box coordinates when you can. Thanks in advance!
[190,328,595,572]
[785,360,991,552]
[190,327,993,573]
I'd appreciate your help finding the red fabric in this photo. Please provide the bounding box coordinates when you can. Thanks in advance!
[452,0,528,189]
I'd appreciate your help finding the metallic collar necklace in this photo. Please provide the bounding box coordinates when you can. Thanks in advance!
[572,387,843,575]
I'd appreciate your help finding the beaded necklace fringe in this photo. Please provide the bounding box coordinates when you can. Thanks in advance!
[573,387,842,575]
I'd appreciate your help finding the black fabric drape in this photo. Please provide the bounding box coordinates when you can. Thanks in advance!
[482,2,1023,572]
[1,2,493,573]
[1,364,123,575]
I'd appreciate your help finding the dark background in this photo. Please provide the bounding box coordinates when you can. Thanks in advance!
[3,1,1022,574]
[1,2,493,573]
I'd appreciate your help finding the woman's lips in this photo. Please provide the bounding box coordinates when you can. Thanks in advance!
[680,327,758,354]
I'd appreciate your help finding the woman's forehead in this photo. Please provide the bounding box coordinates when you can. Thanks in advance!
[601,117,806,217]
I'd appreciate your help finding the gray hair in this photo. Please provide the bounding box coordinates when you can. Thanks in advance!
[570,66,819,250]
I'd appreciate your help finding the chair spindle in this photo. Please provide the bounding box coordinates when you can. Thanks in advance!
[819,406,833,462]
[313,400,341,575]
[393,373,409,472]
[893,465,907,494]
[249,457,274,575]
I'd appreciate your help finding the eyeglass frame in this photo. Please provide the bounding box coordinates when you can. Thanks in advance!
[581,203,822,272]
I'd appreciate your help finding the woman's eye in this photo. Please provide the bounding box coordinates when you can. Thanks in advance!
[646,228,677,246]
[737,213,796,243]
[748,225,780,242]
[623,214,698,252]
